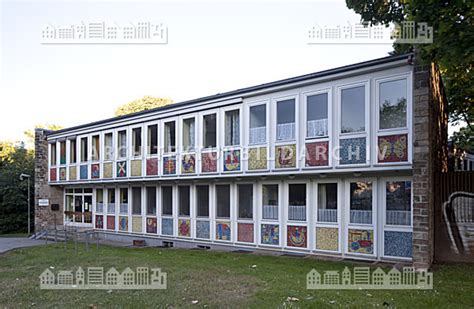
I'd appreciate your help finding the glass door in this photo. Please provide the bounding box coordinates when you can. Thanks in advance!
[74,196,83,222]
[66,188,93,225]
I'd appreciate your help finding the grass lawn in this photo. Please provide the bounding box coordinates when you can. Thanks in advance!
[0,243,473,308]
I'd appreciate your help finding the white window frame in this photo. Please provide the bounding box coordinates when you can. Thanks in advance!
[180,115,197,154]
[283,180,310,250]
[258,181,283,248]
[246,100,269,147]
[214,182,233,243]
[244,100,270,173]
[90,134,100,163]
[374,73,413,166]
[161,117,179,176]
[336,81,370,167]
[220,105,243,174]
[144,121,159,158]
[313,179,342,253]
[273,94,299,144]
[194,183,213,240]
[303,88,332,169]
[159,184,175,237]
[130,124,144,159]
[303,88,332,140]
[221,105,242,148]
[199,109,220,174]
[337,81,370,137]
[235,181,257,245]
[116,128,129,161]
[380,177,413,260]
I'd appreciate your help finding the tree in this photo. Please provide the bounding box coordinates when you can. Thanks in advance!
[451,126,473,153]
[114,96,174,116]
[23,124,64,149]
[0,142,34,234]
[346,0,473,150]
[0,125,62,234]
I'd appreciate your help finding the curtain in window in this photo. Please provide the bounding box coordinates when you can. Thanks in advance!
[307,119,328,137]
[277,123,295,141]
[119,133,126,158]
[249,126,266,144]
[226,112,240,145]
[166,125,171,152]
[189,120,195,149]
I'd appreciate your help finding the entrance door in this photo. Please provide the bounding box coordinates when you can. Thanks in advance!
[65,188,93,226]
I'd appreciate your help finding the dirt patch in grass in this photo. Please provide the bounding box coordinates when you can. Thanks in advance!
[174,269,261,306]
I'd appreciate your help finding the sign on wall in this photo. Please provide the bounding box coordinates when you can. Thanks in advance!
[38,199,49,207]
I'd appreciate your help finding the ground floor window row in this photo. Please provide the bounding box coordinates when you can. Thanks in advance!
[65,178,413,259]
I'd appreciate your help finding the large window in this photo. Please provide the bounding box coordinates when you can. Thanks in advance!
[216,185,230,219]
[249,104,266,145]
[132,127,142,157]
[117,130,127,158]
[96,189,104,213]
[276,99,296,141]
[196,185,209,217]
[59,141,66,165]
[132,187,142,215]
[182,118,195,151]
[80,137,88,162]
[225,110,240,146]
[146,187,156,215]
[341,86,365,134]
[307,93,328,138]
[164,121,176,153]
[203,114,217,148]
[238,184,253,219]
[288,184,306,221]
[147,124,158,155]
[119,188,128,214]
[69,139,77,164]
[262,184,278,220]
[162,186,173,216]
[107,188,115,214]
[104,133,113,160]
[50,143,57,165]
[379,79,407,130]
[179,186,191,216]
[386,181,411,225]
[317,183,337,222]
[91,135,100,161]
[349,181,372,224]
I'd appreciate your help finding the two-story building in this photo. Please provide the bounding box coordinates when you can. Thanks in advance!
[34,53,448,267]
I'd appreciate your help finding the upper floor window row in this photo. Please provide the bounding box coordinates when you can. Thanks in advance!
[50,76,409,164]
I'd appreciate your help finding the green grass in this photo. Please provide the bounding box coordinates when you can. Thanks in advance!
[0,244,473,308]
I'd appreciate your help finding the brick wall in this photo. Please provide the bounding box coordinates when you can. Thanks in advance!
[412,57,449,268]
[34,128,64,232]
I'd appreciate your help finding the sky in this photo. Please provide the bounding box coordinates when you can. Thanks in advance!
[0,0,398,142]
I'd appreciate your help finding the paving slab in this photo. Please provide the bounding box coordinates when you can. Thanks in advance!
[0,237,45,253]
